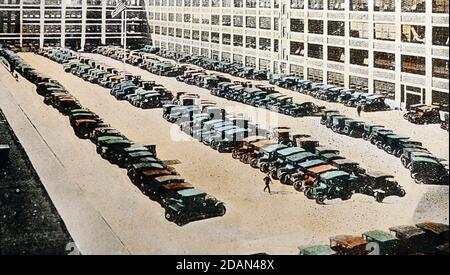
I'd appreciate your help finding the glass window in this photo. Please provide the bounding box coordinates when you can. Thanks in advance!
[432,27,449,46]
[308,20,323,34]
[259,38,271,51]
[222,33,231,45]
[433,59,449,79]
[201,31,209,42]
[401,55,426,75]
[211,15,220,25]
[233,15,243,27]
[350,0,368,11]
[350,49,369,66]
[233,34,243,47]
[211,0,220,6]
[309,0,323,9]
[350,21,369,39]
[328,46,345,63]
[192,30,199,40]
[260,0,271,8]
[328,21,345,36]
[374,0,395,11]
[433,0,449,13]
[290,41,304,56]
[246,0,256,8]
[374,23,396,41]
[183,29,190,39]
[222,0,231,6]
[290,0,304,9]
[246,36,256,49]
[308,44,323,59]
[291,18,304,33]
[432,90,449,105]
[222,15,231,26]
[259,17,271,30]
[374,51,395,70]
[234,0,243,7]
[401,0,425,12]
[328,0,345,10]
[374,80,395,100]
[246,16,256,28]
[401,25,425,44]
[211,32,220,43]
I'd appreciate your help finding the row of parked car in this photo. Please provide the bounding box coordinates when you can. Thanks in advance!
[90,45,410,204]
[0,110,10,166]
[321,110,449,185]
[138,45,393,113]
[162,91,406,204]
[1,46,226,226]
[39,47,175,109]
[299,222,448,255]
[403,103,449,130]
[94,46,327,118]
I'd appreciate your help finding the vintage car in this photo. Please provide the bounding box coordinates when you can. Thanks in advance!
[72,118,101,139]
[362,124,385,141]
[320,110,340,125]
[298,245,337,255]
[266,147,306,179]
[389,225,431,254]
[90,128,123,144]
[400,147,432,168]
[295,163,339,192]
[329,235,368,255]
[415,222,449,249]
[279,158,325,186]
[213,128,251,153]
[164,188,226,226]
[331,116,353,133]
[252,143,289,172]
[362,230,399,255]
[140,175,193,201]
[340,119,366,138]
[231,136,267,161]
[405,105,441,125]
[357,171,406,202]
[331,159,366,176]
[359,95,390,112]
[304,170,357,204]
[409,156,449,185]
[97,139,133,163]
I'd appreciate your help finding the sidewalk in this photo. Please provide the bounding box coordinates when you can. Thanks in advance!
[0,66,130,255]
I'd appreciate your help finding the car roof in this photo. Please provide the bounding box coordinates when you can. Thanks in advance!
[177,188,205,197]
[277,147,305,156]
[321,170,350,179]
[261,143,288,153]
[286,152,316,162]
[154,175,185,184]
[298,159,326,168]
[362,230,397,242]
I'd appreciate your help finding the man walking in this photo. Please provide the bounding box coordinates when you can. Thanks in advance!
[357,104,362,117]
[263,173,272,194]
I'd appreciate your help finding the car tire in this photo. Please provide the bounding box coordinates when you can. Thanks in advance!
[293,181,303,192]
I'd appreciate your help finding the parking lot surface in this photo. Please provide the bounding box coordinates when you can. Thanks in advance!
[0,52,445,254]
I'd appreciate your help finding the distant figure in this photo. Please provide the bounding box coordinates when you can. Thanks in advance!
[14,73,18,81]
[263,173,272,194]
[9,61,15,74]
[357,105,362,117]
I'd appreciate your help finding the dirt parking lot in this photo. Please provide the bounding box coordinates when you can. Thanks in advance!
[1,52,446,254]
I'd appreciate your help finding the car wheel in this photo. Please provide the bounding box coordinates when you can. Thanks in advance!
[270,169,279,180]
[293,181,303,192]
[232,150,239,159]
[250,159,258,168]
[165,211,174,222]
[315,197,326,205]
[215,203,226,216]
[375,192,385,203]
[260,163,268,173]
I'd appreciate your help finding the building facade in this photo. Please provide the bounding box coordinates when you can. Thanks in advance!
[146,0,449,108]
[0,0,149,50]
